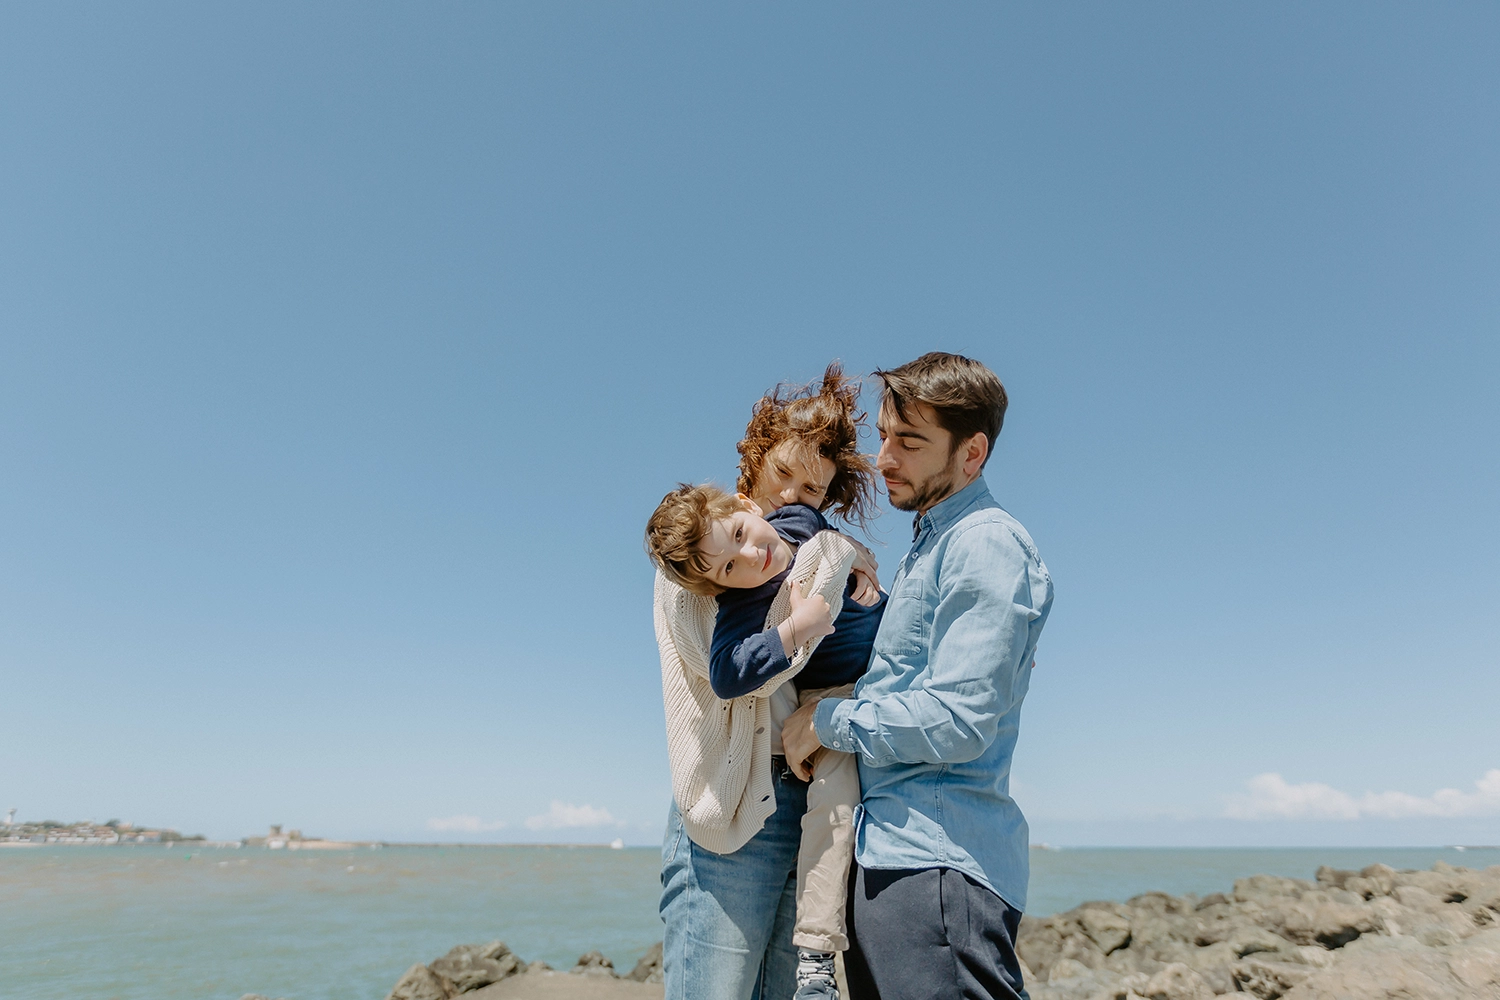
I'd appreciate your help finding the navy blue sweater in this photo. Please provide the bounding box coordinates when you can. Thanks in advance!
[708,505,887,700]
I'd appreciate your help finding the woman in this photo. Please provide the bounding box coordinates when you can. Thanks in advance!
[651,363,880,1000]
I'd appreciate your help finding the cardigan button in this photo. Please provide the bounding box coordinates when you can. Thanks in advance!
[755,727,765,734]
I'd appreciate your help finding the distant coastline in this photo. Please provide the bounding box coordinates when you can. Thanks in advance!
[2,814,205,846]
[2,815,635,850]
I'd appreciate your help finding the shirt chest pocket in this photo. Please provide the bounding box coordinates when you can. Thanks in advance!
[876,579,930,660]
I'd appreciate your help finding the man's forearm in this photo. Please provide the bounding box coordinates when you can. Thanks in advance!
[813,691,998,766]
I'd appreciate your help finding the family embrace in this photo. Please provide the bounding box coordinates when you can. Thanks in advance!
[645,352,1054,1000]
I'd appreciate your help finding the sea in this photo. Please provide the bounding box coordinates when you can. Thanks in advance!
[3,843,1496,1000]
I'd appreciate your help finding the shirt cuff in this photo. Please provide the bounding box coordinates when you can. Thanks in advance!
[813,697,853,752]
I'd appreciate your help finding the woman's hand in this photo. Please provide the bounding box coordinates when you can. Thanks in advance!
[778,577,835,656]
[847,538,883,607]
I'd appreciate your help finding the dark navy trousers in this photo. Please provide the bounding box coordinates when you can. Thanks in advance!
[843,865,1029,1000]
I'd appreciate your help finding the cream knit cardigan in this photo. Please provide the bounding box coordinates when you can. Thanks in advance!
[654,529,857,855]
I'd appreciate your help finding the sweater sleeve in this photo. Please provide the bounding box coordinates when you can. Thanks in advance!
[708,602,791,700]
[705,506,831,699]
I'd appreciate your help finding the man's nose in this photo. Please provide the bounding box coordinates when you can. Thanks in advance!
[876,443,897,472]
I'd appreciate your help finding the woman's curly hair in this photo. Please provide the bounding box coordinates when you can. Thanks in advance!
[735,361,878,529]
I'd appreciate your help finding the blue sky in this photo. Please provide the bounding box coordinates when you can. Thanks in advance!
[3,3,1497,847]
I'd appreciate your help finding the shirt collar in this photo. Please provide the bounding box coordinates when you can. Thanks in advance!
[912,476,993,541]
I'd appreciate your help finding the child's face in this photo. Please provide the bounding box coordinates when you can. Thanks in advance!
[696,500,794,590]
[753,440,836,514]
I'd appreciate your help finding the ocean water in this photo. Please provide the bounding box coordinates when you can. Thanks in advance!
[3,843,1496,1000]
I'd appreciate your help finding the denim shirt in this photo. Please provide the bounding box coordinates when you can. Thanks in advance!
[813,477,1053,910]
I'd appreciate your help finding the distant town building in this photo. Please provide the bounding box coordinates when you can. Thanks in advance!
[0,814,202,846]
[241,824,359,850]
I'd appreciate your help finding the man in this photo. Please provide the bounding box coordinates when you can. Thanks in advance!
[783,352,1053,1000]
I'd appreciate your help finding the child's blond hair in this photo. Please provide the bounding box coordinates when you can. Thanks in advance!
[644,484,744,596]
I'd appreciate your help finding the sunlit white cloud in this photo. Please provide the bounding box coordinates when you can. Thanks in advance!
[426,814,508,832]
[1225,769,1500,820]
[524,801,619,830]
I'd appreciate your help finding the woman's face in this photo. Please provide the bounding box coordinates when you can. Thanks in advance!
[752,439,837,514]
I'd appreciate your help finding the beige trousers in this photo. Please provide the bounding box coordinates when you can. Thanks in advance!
[793,683,860,953]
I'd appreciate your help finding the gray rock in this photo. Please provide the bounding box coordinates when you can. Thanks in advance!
[1057,931,1109,971]
[570,950,617,977]
[1105,947,1165,978]
[387,963,455,1000]
[1026,964,1140,1000]
[1407,907,1483,947]
[1314,866,1356,889]
[1228,925,1291,958]
[1141,962,1214,1000]
[1232,956,1315,999]
[1355,863,1398,897]
[1280,930,1500,999]
[624,942,664,983]
[1394,885,1447,912]
[1285,945,1337,969]
[1048,958,1095,981]
[428,941,520,993]
[1271,899,1382,948]
[1079,907,1133,954]
[1234,875,1313,905]
[1128,912,1195,965]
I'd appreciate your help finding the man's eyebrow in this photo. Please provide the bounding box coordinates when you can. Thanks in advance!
[876,416,930,442]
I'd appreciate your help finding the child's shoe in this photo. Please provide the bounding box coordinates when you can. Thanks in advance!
[793,948,839,1000]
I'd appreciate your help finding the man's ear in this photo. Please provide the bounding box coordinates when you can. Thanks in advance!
[960,433,989,479]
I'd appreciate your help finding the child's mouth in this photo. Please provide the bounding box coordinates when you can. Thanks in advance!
[763,549,772,571]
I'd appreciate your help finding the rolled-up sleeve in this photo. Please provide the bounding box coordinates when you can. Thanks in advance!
[814,523,1041,766]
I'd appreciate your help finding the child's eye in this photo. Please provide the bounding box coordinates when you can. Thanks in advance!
[734,527,743,542]
[724,561,733,576]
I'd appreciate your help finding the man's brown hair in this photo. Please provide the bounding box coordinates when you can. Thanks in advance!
[735,362,877,528]
[643,484,744,596]
[874,352,1008,468]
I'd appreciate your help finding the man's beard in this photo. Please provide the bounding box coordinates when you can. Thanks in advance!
[887,455,963,512]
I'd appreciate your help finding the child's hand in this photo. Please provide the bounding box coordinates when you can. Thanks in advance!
[782,577,835,653]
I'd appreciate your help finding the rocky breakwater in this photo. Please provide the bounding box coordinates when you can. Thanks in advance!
[1018,861,1500,1000]
[386,941,663,1000]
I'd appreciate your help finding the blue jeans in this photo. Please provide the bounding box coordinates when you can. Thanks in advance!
[660,763,806,1000]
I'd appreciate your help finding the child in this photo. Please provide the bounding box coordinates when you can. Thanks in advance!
[646,484,885,1000]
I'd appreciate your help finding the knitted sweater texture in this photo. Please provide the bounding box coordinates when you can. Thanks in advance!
[654,529,856,855]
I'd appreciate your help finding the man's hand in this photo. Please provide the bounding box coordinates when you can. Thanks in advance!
[782,698,826,781]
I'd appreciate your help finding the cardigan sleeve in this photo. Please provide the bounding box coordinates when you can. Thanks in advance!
[744,530,857,699]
